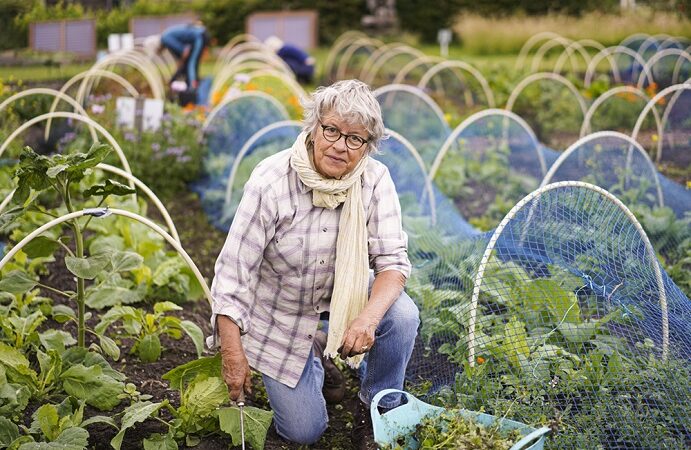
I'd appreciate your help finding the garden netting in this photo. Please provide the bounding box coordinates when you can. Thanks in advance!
[188,76,690,449]
[220,121,301,227]
[403,182,691,449]
[374,85,451,169]
[431,111,547,229]
[193,93,289,230]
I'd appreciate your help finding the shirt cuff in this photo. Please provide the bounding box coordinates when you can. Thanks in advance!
[205,307,249,350]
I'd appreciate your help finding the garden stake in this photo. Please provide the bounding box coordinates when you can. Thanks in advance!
[237,392,246,450]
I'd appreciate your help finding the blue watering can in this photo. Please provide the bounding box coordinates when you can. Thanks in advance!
[371,389,551,450]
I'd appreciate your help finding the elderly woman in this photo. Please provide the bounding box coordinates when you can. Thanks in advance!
[210,79,419,448]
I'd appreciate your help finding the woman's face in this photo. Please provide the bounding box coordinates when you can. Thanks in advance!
[312,113,369,179]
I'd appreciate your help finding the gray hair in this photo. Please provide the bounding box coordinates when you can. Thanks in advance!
[302,79,386,154]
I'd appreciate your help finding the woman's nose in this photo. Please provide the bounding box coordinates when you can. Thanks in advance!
[332,135,349,152]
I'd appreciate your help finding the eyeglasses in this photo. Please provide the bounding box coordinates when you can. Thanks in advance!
[320,124,369,150]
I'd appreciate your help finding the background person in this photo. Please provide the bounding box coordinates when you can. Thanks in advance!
[265,35,316,84]
[155,22,210,90]
[208,79,419,449]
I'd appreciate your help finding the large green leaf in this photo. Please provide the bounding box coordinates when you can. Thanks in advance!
[60,364,124,410]
[83,179,136,198]
[98,334,121,361]
[0,270,38,294]
[62,348,126,380]
[162,355,221,391]
[0,342,38,386]
[0,382,31,419]
[64,254,110,280]
[88,235,125,256]
[51,305,76,324]
[0,417,20,447]
[45,164,69,178]
[64,143,111,178]
[217,405,273,450]
[52,427,89,447]
[153,301,182,314]
[85,284,141,309]
[14,148,54,195]
[38,330,76,353]
[110,401,166,450]
[180,376,228,420]
[110,251,144,273]
[35,404,60,441]
[138,334,162,363]
[558,322,601,343]
[23,236,60,259]
[0,205,26,233]
[143,432,178,450]
[152,258,185,286]
[501,317,530,370]
[179,320,204,358]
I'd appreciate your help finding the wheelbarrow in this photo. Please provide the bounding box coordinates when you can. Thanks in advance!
[371,389,551,450]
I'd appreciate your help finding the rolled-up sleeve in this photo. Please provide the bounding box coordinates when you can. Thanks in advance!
[206,176,276,349]
[366,167,411,278]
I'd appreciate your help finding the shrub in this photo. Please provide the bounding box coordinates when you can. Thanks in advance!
[0,0,36,51]
[396,0,465,43]
[200,0,366,45]
[14,0,87,40]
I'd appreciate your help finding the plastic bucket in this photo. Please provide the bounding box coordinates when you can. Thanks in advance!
[371,389,550,450]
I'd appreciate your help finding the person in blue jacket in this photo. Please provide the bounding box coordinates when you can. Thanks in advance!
[265,36,315,84]
[159,22,210,90]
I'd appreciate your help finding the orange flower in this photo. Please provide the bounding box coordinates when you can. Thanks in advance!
[476,356,486,365]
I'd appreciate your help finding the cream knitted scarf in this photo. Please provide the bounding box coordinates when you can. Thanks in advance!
[290,132,369,367]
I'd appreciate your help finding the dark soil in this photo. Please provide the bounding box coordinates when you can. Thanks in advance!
[34,191,362,450]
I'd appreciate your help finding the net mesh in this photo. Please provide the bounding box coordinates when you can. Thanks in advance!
[375,87,451,168]
[405,182,691,449]
[544,133,661,210]
[193,95,288,230]
[433,112,546,230]
[221,122,301,228]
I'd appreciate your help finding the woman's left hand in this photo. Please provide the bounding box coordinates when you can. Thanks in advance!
[339,314,378,359]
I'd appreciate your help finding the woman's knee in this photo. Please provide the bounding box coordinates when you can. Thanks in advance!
[274,415,327,445]
[382,291,420,338]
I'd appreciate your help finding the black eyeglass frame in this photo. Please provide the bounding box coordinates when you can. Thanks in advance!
[319,123,370,150]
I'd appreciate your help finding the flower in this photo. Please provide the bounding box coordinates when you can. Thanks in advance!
[151,142,161,152]
[476,356,486,365]
[124,132,136,142]
[91,104,105,114]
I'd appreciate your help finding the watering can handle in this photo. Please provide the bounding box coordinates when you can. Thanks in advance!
[511,426,551,450]
[370,388,426,422]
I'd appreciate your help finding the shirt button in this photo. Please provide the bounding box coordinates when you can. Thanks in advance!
[322,227,327,232]
[308,334,313,339]
[320,260,325,265]
[315,305,320,311]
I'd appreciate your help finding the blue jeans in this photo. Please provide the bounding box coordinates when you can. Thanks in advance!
[262,289,420,444]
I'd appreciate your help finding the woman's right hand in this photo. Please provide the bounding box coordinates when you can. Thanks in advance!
[217,315,252,401]
[220,346,252,401]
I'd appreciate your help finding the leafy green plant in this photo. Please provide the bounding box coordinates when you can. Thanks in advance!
[110,356,273,449]
[95,301,204,363]
[1,144,135,349]
[0,396,117,449]
[0,343,125,411]
[389,409,523,450]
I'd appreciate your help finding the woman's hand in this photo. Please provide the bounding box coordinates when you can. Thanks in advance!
[217,315,252,401]
[338,314,378,359]
[221,346,252,401]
